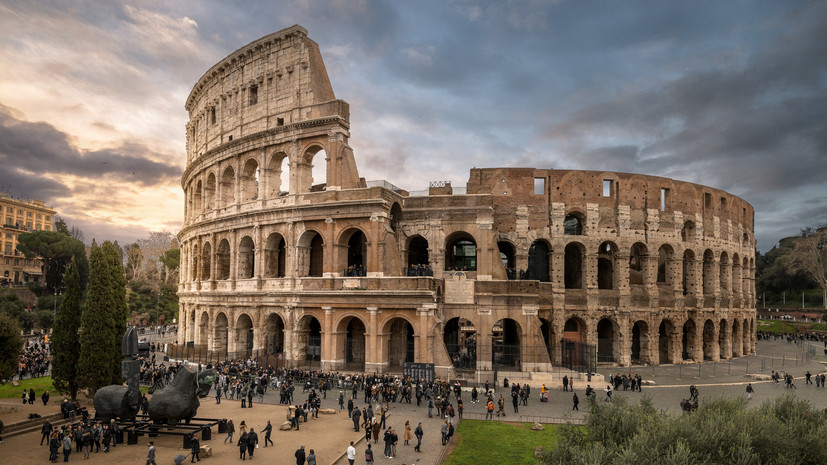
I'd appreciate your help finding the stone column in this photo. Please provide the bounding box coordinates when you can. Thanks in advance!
[617,316,631,367]
[178,303,187,345]
[417,307,430,363]
[365,307,381,373]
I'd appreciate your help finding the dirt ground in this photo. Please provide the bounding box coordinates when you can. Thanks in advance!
[0,396,362,465]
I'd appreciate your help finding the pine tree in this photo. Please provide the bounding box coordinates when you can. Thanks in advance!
[78,241,128,394]
[51,258,82,399]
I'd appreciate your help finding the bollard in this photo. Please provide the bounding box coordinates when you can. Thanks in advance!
[202,427,211,441]
[711,362,716,378]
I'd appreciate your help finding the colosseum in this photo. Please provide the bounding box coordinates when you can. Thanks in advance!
[176,25,756,379]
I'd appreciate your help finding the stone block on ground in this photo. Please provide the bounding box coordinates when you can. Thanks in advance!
[746,373,771,380]
[535,446,544,458]
[641,379,656,385]
[318,408,336,415]
[280,421,293,431]
[531,422,544,431]
[200,445,212,457]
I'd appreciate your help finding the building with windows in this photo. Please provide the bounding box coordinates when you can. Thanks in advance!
[177,26,756,377]
[0,194,55,285]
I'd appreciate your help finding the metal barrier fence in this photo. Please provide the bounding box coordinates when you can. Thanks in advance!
[458,411,585,425]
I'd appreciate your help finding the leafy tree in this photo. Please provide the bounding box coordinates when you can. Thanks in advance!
[0,313,22,381]
[785,225,827,308]
[36,309,54,330]
[78,241,127,395]
[159,247,180,284]
[125,243,144,281]
[18,311,35,333]
[16,230,88,295]
[0,294,26,321]
[52,258,83,399]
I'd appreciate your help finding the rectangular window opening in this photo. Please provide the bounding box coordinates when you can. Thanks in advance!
[210,107,216,125]
[248,85,258,106]
[704,193,712,208]
[603,179,612,197]
[660,188,669,211]
[534,178,545,195]
[720,196,727,210]
[277,117,284,126]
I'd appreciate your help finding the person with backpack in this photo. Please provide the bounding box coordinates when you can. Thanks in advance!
[364,443,374,464]
[237,430,249,460]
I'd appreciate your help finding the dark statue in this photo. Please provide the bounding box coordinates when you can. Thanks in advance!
[197,369,217,398]
[148,364,201,425]
[93,327,142,422]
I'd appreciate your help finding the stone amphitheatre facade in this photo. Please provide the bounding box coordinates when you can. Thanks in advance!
[176,25,756,378]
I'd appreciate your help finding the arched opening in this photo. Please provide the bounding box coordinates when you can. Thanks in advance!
[562,317,588,370]
[219,166,235,208]
[298,231,324,277]
[564,242,584,289]
[385,318,415,369]
[527,240,550,282]
[389,203,402,232]
[629,243,648,285]
[264,233,286,278]
[297,315,322,367]
[445,232,477,271]
[731,319,742,357]
[597,318,617,363]
[497,241,516,278]
[682,249,695,295]
[719,319,730,359]
[657,245,674,284]
[631,321,649,364]
[338,316,366,371]
[540,318,553,360]
[201,242,212,280]
[659,319,675,364]
[237,236,255,279]
[681,221,695,242]
[345,229,367,276]
[267,153,289,197]
[241,158,259,202]
[204,173,216,211]
[719,252,730,291]
[702,249,715,295]
[702,319,715,360]
[564,212,584,235]
[214,313,228,355]
[194,180,203,214]
[216,239,231,280]
[492,318,521,369]
[407,235,429,271]
[443,317,476,370]
[682,319,697,361]
[190,244,199,281]
[265,313,285,360]
[597,242,616,289]
[198,312,209,347]
[235,314,254,359]
[310,148,327,192]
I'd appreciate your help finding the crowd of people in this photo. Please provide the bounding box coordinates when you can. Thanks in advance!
[17,338,50,380]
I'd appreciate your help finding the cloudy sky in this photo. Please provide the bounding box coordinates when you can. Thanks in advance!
[1,0,825,251]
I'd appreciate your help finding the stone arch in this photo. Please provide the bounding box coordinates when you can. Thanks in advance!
[702,319,715,360]
[527,239,550,282]
[445,231,477,271]
[492,318,521,369]
[389,202,402,232]
[382,316,416,369]
[682,318,698,361]
[497,240,516,274]
[658,319,676,364]
[719,251,730,291]
[219,165,235,208]
[444,317,476,370]
[190,243,199,280]
[719,318,730,359]
[629,242,648,285]
[563,317,586,343]
[597,241,618,289]
[235,313,254,359]
[204,172,216,211]
[564,241,586,289]
[338,227,368,275]
[564,211,585,235]
[681,220,696,242]
[297,230,325,277]
[213,312,229,355]
[194,180,203,214]
[596,318,619,363]
[702,249,715,295]
[201,241,212,280]
[197,311,209,347]
[407,235,429,268]
[731,318,742,357]
[657,244,674,284]
[264,233,286,278]
[237,235,255,279]
[299,144,328,193]
[267,151,289,197]
[296,314,322,366]
[682,249,696,295]
[631,320,651,364]
[216,238,231,280]
[264,312,285,359]
[335,314,366,370]
[240,157,260,202]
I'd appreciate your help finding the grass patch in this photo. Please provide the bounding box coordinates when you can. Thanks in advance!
[443,420,559,465]
[809,323,827,331]
[756,319,797,333]
[0,376,57,398]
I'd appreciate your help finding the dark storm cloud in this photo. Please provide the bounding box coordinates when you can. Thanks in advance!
[0,104,182,188]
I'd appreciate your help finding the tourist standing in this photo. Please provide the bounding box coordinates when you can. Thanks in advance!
[295,445,306,465]
[346,441,356,465]
[306,448,317,465]
[746,383,754,400]
[414,422,423,452]
[145,441,157,465]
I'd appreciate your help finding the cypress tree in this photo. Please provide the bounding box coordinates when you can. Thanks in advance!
[51,258,82,400]
[0,312,22,381]
[78,240,127,394]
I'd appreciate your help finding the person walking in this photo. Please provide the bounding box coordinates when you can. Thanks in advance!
[746,383,754,400]
[263,420,273,447]
[145,441,157,465]
[572,393,579,411]
[247,428,258,459]
[403,420,413,445]
[224,418,235,444]
[49,431,60,462]
[364,443,374,464]
[346,441,356,465]
[238,430,249,460]
[306,448,317,465]
[440,421,448,446]
[295,445,306,465]
[190,435,201,462]
[41,419,53,446]
[414,422,423,452]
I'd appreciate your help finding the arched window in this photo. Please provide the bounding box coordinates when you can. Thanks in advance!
[194,180,203,214]
[204,173,216,211]
[407,236,429,268]
[445,233,476,271]
[264,233,286,278]
[267,153,289,197]
[201,242,212,280]
[497,241,515,278]
[564,213,584,235]
[564,242,584,289]
[238,236,255,279]
[216,239,231,280]
[597,242,616,289]
[681,221,695,242]
[344,229,367,276]
[220,166,235,208]
[241,158,259,202]
[527,240,550,282]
